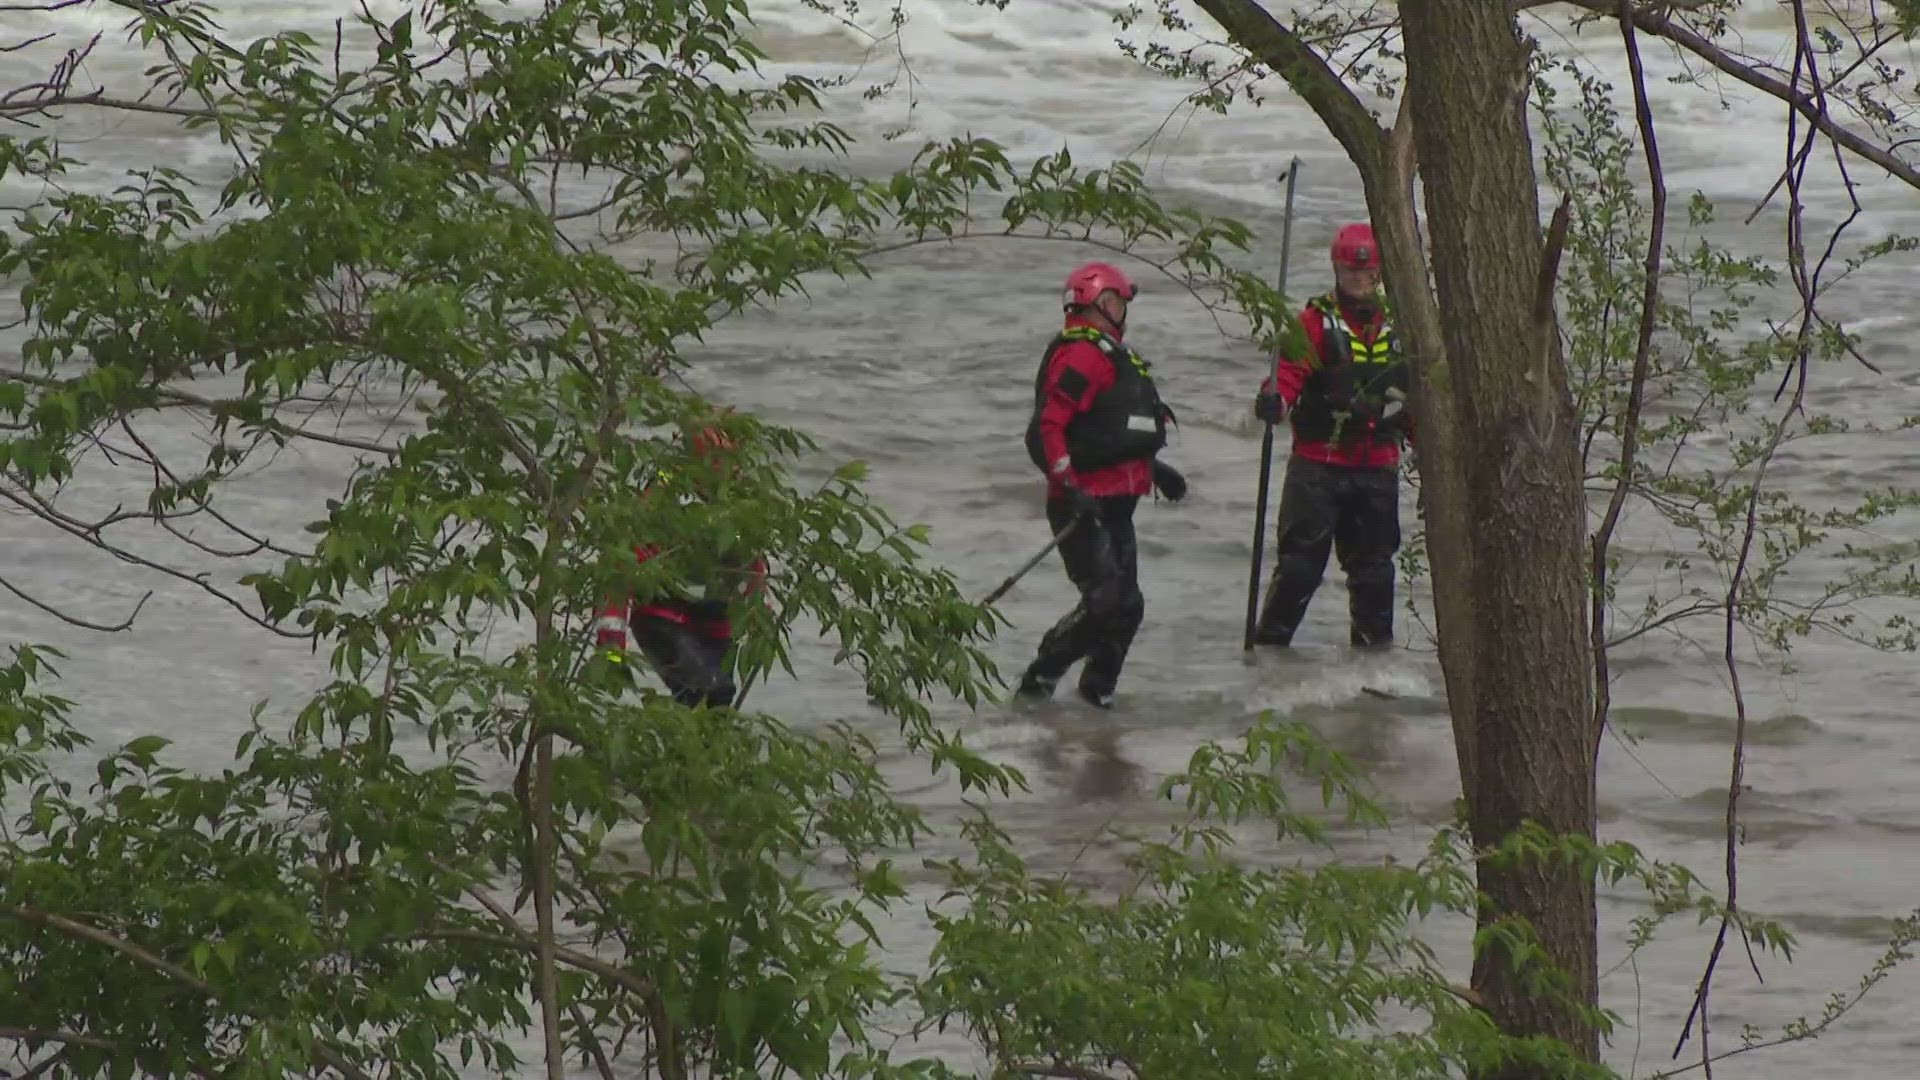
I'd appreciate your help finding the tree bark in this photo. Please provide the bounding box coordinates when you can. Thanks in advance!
[1398,0,1599,1068]
[1197,0,1601,1066]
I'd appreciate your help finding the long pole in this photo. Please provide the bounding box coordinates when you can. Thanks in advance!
[1243,158,1302,651]
[979,517,1082,607]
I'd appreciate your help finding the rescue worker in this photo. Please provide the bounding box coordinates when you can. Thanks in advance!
[1016,260,1187,708]
[1252,222,1410,650]
[593,424,767,707]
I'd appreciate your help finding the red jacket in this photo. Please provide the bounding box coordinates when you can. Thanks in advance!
[1260,295,1413,469]
[593,483,767,647]
[1036,315,1156,499]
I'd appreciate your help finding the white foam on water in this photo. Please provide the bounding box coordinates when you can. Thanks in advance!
[1242,652,1435,713]
[19,0,1916,234]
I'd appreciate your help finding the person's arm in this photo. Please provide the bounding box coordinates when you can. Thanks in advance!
[593,543,663,651]
[1255,307,1322,419]
[1037,340,1116,484]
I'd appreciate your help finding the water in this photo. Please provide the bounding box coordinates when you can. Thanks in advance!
[4,1,1919,1076]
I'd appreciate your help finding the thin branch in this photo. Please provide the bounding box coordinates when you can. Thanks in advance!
[0,486,312,639]
[1554,0,1920,192]
[1190,0,1392,171]
[0,366,401,457]
[0,572,152,632]
[0,1028,115,1052]
[1652,914,1920,1078]
[1590,0,1668,757]
[1604,599,1725,649]
[1674,0,1848,1061]
[1010,1064,1123,1080]
[400,929,656,1000]
[0,90,220,121]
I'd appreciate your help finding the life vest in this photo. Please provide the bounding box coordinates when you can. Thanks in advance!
[1287,293,1410,447]
[1023,325,1170,473]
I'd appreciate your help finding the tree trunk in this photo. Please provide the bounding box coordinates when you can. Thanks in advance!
[1190,0,1603,1067]
[1398,0,1600,1069]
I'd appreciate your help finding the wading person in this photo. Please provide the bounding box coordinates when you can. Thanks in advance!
[593,424,767,707]
[1016,260,1186,708]
[1252,222,1410,650]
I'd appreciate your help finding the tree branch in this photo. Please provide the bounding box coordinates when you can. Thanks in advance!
[1674,0,1851,1061]
[399,929,656,1000]
[1189,0,1391,169]
[1549,0,1920,191]
[0,572,152,632]
[0,89,220,122]
[1010,1063,1122,1080]
[0,1027,115,1051]
[1590,0,1668,756]
[0,486,312,639]
[458,878,636,1080]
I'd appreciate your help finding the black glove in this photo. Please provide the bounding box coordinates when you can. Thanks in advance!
[1151,460,1187,503]
[1060,482,1100,524]
[1253,391,1286,423]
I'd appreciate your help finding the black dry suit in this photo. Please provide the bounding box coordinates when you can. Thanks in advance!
[1023,325,1170,475]
[1016,325,1175,707]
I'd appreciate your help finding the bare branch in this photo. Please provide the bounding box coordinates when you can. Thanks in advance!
[1673,0,1857,1061]
[1590,0,1668,757]
[399,929,656,1000]
[0,90,220,122]
[1190,0,1392,170]
[0,486,313,639]
[0,572,152,632]
[455,879,638,1080]
[1551,0,1920,191]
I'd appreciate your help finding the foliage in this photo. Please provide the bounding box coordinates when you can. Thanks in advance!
[0,0,1295,1075]
[4,1,1917,1078]
[910,713,1898,1080]
[1392,51,1920,662]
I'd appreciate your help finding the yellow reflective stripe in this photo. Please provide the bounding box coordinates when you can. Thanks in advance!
[1059,325,1150,378]
[1312,295,1393,366]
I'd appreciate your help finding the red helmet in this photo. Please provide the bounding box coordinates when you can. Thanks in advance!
[1331,223,1380,271]
[1062,261,1138,310]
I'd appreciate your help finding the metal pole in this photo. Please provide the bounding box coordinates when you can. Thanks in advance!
[1243,158,1302,650]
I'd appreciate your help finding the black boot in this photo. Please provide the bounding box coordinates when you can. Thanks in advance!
[1016,668,1059,699]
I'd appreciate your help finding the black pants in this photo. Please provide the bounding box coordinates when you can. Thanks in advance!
[1256,457,1400,648]
[1022,494,1144,698]
[631,616,737,708]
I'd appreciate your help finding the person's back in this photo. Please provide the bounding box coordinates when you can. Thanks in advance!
[1015,261,1186,708]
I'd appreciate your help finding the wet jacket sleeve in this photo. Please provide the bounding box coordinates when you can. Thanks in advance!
[1037,340,1116,477]
[594,542,664,649]
[1258,304,1323,405]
